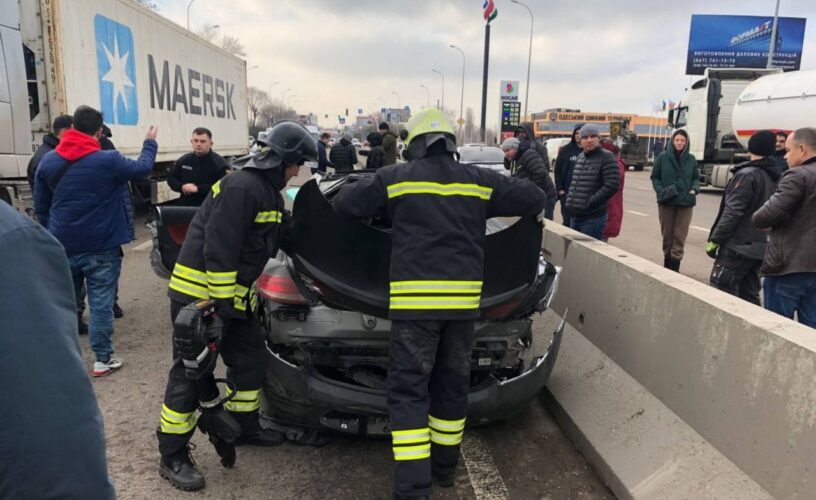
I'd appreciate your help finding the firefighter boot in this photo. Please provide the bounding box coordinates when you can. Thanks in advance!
[235,428,285,447]
[159,444,205,491]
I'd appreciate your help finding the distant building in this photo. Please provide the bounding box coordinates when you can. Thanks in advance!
[533,109,669,140]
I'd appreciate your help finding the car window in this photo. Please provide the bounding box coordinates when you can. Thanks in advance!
[458,147,504,163]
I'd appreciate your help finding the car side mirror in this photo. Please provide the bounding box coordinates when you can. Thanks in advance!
[667,109,676,127]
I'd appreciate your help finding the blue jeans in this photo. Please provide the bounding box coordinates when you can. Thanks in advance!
[68,248,122,361]
[763,273,816,328]
[571,213,608,240]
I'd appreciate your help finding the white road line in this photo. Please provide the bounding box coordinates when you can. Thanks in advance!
[132,240,152,251]
[461,434,509,500]
[690,225,710,232]
[626,210,649,217]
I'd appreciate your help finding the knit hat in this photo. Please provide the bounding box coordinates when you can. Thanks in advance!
[579,123,600,138]
[501,137,520,150]
[748,130,776,157]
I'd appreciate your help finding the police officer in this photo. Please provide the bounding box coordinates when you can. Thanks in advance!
[167,127,229,206]
[333,109,546,499]
[156,121,317,491]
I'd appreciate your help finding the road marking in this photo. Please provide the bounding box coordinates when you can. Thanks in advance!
[461,433,509,500]
[690,225,710,232]
[132,240,152,251]
[634,186,651,190]
[626,210,649,217]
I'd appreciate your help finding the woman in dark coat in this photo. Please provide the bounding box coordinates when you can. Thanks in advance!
[601,140,626,241]
[650,129,701,272]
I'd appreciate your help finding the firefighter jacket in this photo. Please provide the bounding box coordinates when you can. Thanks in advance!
[333,150,547,321]
[167,167,286,318]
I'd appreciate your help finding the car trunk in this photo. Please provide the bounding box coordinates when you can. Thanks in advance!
[288,178,547,319]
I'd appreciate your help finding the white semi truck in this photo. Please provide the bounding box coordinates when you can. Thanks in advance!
[668,68,815,188]
[0,0,249,211]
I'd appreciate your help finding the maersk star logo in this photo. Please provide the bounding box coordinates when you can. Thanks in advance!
[94,15,138,125]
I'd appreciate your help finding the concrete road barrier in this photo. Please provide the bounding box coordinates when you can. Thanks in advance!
[541,222,816,499]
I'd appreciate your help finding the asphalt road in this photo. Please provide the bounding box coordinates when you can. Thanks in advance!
[551,168,723,284]
[86,171,612,499]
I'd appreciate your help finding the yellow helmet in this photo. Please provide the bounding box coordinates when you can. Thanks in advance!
[402,108,457,160]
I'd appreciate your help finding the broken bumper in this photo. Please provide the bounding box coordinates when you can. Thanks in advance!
[260,315,565,437]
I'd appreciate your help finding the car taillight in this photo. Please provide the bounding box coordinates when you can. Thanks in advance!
[166,224,189,245]
[257,272,307,305]
[481,299,523,320]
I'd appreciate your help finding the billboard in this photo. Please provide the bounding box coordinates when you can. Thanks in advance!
[686,15,806,75]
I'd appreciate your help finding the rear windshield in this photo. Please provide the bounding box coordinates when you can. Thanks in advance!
[459,147,504,163]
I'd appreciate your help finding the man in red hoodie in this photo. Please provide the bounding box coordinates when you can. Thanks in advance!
[35,105,158,376]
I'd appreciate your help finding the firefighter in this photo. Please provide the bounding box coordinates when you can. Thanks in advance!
[333,108,547,499]
[156,120,317,491]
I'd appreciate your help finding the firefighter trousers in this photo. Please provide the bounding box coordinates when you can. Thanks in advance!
[157,300,267,458]
[388,319,474,498]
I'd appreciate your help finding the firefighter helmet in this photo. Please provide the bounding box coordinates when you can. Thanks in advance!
[402,108,457,160]
[233,120,318,170]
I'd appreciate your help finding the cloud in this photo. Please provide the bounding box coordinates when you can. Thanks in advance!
[155,0,816,130]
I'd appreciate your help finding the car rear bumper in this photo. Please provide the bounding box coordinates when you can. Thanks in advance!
[260,314,565,437]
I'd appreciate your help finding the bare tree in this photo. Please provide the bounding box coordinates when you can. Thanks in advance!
[134,0,159,10]
[463,107,476,145]
[257,101,297,129]
[220,35,247,57]
[196,23,220,43]
[247,87,270,129]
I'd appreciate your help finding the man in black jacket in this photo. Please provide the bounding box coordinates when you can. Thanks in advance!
[771,131,788,174]
[329,133,358,172]
[554,124,584,227]
[707,130,780,305]
[501,137,557,218]
[26,115,73,191]
[565,124,620,239]
[334,109,546,500]
[167,127,229,206]
[514,123,549,167]
[315,132,335,174]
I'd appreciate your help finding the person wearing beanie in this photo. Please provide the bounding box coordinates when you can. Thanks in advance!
[564,124,620,239]
[329,132,359,172]
[706,129,781,304]
[502,137,556,219]
[379,121,398,166]
[650,129,700,272]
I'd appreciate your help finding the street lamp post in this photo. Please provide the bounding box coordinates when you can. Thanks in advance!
[432,69,445,110]
[767,0,782,68]
[186,0,195,31]
[419,84,430,107]
[392,91,401,109]
[511,0,533,119]
[268,81,279,96]
[449,44,466,129]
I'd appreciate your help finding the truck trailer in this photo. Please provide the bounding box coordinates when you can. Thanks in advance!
[0,0,249,211]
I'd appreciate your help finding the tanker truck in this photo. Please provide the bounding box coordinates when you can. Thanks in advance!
[0,0,249,212]
[668,68,816,188]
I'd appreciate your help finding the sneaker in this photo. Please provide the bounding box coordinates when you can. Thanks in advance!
[92,358,123,377]
[159,445,206,491]
[113,303,124,319]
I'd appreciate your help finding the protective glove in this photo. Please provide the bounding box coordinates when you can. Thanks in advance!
[706,241,719,259]
[536,208,547,227]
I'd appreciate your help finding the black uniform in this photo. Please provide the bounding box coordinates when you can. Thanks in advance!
[708,157,780,304]
[158,167,286,458]
[334,146,546,498]
[167,151,229,206]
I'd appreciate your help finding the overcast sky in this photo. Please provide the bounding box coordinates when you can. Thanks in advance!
[154,0,815,130]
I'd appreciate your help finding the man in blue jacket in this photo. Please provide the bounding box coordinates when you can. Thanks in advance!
[0,200,115,499]
[35,105,158,377]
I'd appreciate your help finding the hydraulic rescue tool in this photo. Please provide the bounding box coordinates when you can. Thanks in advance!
[173,300,241,467]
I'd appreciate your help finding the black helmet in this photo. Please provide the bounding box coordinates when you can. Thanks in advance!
[233,120,318,170]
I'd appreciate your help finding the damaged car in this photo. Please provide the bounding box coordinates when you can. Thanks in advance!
[150,171,564,438]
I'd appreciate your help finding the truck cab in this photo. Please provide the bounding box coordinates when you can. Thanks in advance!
[668,67,782,187]
[0,1,36,208]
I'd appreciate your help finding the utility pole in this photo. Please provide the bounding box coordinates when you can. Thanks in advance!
[766,0,781,68]
[432,69,445,110]
[511,0,533,119]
